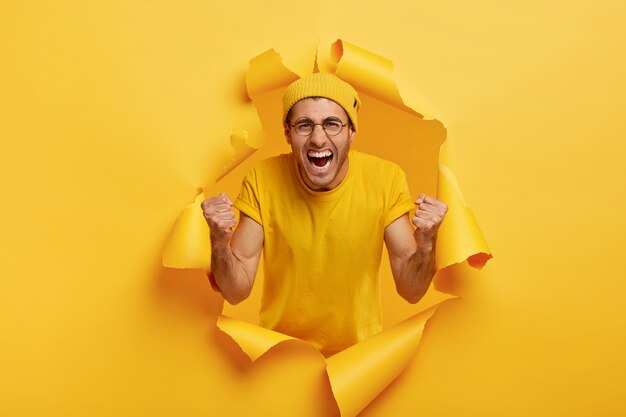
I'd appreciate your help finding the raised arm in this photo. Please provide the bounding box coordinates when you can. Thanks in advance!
[383,194,447,304]
[201,193,264,305]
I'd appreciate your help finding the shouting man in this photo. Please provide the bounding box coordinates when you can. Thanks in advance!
[202,73,447,356]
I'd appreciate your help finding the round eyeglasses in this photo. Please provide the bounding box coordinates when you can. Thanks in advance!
[290,117,348,136]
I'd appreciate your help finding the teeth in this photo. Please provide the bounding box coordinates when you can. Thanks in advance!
[307,150,332,158]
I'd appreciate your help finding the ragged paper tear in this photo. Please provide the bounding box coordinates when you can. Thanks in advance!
[162,39,491,416]
[218,301,445,417]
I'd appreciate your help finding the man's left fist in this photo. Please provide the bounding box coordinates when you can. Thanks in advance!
[413,194,448,247]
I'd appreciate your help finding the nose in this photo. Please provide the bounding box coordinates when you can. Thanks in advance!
[309,124,328,147]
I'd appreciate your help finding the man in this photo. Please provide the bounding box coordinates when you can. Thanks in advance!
[202,73,447,356]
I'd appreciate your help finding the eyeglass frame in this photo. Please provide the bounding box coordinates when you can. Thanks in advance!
[288,117,349,137]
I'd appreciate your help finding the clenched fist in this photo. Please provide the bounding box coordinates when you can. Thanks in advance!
[413,194,448,247]
[201,193,237,243]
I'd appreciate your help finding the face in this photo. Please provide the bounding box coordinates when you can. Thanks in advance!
[285,98,356,191]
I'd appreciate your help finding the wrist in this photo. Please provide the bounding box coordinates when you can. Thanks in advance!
[210,234,231,251]
[414,235,436,254]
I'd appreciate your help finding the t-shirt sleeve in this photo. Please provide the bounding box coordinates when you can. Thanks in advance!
[384,166,415,227]
[233,168,263,225]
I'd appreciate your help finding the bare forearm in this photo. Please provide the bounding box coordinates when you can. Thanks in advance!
[397,243,437,304]
[210,240,252,305]
[395,193,447,304]
[202,194,261,305]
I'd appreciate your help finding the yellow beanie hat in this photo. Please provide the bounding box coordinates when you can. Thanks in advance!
[283,73,361,131]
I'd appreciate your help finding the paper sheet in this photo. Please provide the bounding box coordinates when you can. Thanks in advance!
[161,39,491,416]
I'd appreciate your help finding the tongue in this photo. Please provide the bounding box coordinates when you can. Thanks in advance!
[313,156,329,167]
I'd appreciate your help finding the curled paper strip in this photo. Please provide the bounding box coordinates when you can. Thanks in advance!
[162,39,491,415]
[329,39,415,114]
[162,193,211,270]
[326,304,440,417]
[217,314,297,361]
[437,163,492,268]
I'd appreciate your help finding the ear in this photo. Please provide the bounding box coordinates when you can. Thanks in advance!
[348,126,356,144]
[284,125,292,145]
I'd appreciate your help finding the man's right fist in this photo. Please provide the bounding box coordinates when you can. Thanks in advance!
[201,193,236,242]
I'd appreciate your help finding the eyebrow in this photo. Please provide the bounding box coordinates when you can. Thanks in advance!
[294,116,342,123]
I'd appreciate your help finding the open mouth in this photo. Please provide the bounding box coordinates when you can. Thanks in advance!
[307,150,333,170]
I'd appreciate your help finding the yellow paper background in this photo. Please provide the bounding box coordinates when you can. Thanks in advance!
[2,1,625,416]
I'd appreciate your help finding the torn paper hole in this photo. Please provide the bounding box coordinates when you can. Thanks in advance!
[162,39,491,416]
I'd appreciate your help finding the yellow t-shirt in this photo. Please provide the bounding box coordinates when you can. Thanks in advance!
[234,150,414,356]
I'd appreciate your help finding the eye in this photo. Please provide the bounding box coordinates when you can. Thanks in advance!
[323,119,342,129]
[295,120,313,129]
